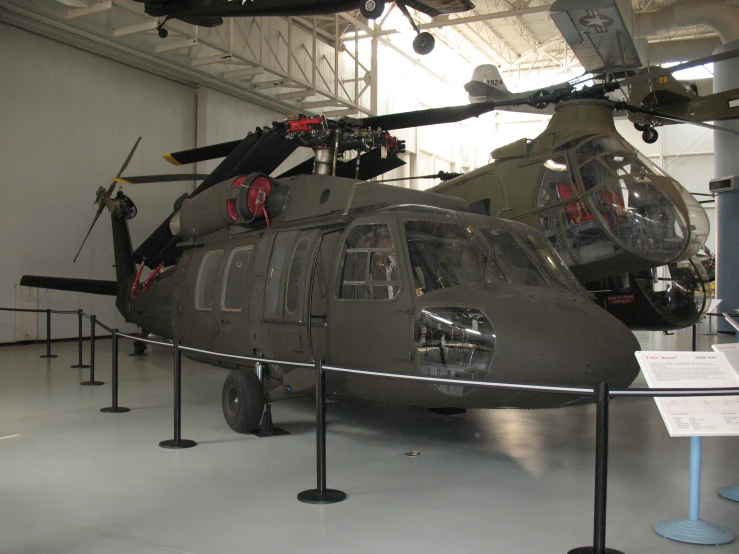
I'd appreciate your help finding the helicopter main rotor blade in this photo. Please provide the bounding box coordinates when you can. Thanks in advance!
[163,139,242,166]
[73,137,141,263]
[114,174,210,185]
[360,98,530,130]
[619,48,739,87]
[619,103,739,137]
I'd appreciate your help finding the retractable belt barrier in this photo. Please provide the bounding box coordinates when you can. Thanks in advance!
[2,305,739,554]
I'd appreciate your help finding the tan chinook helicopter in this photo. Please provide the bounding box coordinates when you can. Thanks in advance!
[420,58,739,331]
[21,113,641,434]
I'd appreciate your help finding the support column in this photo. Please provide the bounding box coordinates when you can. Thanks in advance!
[714,39,739,333]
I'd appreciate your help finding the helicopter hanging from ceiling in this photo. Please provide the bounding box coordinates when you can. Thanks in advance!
[134,0,472,55]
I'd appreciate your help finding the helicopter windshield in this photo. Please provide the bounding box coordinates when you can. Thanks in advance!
[403,219,582,294]
[536,135,706,268]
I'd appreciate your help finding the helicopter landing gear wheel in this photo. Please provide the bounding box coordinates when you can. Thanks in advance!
[634,122,649,132]
[413,32,435,55]
[158,27,168,39]
[642,127,659,144]
[360,0,385,19]
[222,369,264,433]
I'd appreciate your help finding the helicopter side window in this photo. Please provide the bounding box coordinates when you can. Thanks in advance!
[265,231,299,317]
[537,157,573,208]
[285,237,310,314]
[337,224,400,301]
[221,246,254,312]
[195,249,224,311]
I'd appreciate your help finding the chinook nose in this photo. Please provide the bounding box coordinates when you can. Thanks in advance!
[490,294,641,390]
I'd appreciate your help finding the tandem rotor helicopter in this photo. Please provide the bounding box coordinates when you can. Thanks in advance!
[135,0,471,54]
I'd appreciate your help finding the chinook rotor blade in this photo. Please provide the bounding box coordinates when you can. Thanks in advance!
[163,139,243,166]
[73,137,141,263]
[619,103,739,136]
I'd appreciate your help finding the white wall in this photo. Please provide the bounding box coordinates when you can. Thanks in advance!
[0,23,197,343]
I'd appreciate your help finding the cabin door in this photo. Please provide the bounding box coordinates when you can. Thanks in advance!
[327,216,413,368]
[263,229,319,361]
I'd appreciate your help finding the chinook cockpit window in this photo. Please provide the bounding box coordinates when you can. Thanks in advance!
[337,224,400,300]
[195,249,224,311]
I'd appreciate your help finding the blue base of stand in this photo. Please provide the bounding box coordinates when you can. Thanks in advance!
[719,486,739,502]
[654,519,735,545]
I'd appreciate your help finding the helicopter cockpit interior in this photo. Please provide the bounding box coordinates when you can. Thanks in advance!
[534,135,709,275]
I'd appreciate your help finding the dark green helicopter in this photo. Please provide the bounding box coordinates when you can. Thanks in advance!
[21,111,640,434]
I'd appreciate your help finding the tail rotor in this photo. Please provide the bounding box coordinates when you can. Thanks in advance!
[73,137,142,263]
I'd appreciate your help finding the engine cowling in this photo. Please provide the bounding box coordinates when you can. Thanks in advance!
[170,173,288,239]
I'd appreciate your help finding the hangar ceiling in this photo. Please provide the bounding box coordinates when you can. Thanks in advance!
[0,0,732,117]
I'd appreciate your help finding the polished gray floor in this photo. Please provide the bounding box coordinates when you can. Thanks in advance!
[0,323,738,554]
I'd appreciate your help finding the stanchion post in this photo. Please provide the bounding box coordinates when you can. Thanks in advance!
[568,383,623,554]
[101,329,130,413]
[159,340,196,449]
[297,359,346,504]
[71,309,89,368]
[39,309,57,359]
[692,324,697,352]
[253,360,289,437]
[81,315,103,386]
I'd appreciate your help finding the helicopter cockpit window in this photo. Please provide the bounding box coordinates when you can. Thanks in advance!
[337,224,400,301]
[480,229,548,287]
[404,220,494,294]
[221,246,253,312]
[195,249,224,311]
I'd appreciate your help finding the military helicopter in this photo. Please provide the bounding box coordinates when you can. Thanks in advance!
[21,112,641,434]
[134,0,472,54]
[429,79,723,331]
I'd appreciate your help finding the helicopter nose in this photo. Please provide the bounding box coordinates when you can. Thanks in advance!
[489,293,641,393]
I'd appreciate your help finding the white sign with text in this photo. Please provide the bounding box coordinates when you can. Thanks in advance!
[636,351,739,437]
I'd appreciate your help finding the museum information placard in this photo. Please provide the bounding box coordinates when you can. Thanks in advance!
[636,351,739,437]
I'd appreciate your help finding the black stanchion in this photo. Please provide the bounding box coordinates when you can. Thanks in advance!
[81,315,104,386]
[692,324,697,352]
[298,359,346,504]
[71,309,90,368]
[39,309,58,359]
[159,340,196,449]
[252,361,289,437]
[569,383,623,554]
[101,330,130,414]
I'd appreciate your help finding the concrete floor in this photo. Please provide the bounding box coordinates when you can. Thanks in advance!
[0,323,738,554]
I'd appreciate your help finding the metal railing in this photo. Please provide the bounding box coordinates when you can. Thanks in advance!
[2,305,739,554]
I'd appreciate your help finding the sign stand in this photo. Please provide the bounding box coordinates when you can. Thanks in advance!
[653,436,735,545]
[704,299,722,336]
[637,351,739,545]
[712,339,739,503]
